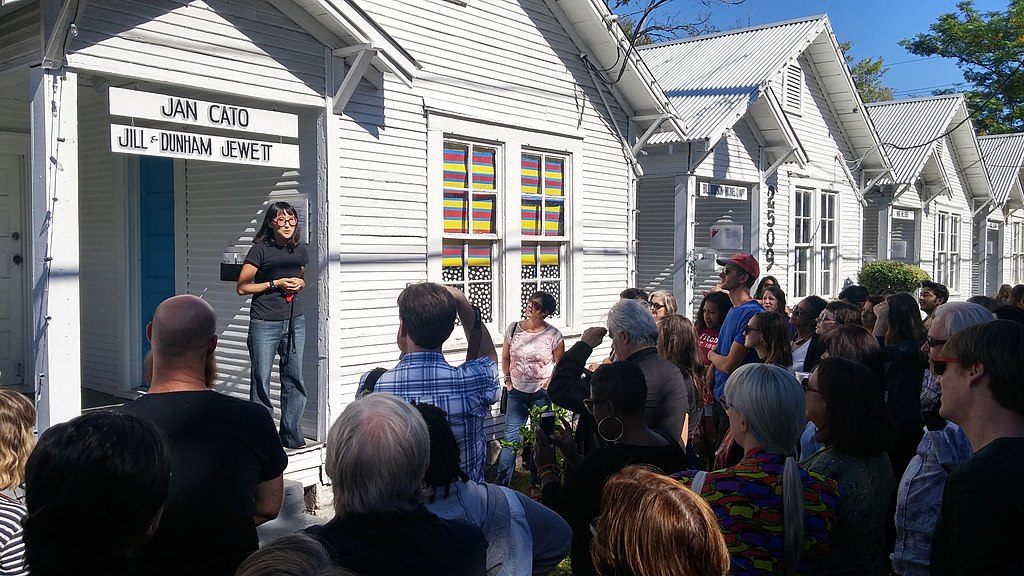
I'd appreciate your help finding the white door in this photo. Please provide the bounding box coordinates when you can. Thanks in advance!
[0,148,26,387]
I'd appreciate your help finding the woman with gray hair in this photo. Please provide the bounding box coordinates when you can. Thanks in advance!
[674,364,840,575]
[648,290,677,323]
[304,393,486,576]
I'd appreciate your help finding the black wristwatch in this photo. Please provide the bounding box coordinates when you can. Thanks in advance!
[269,279,276,290]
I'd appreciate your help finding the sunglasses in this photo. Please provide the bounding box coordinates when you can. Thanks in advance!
[272,216,298,227]
[791,308,808,317]
[743,325,761,334]
[801,377,822,394]
[816,314,836,324]
[925,336,948,348]
[720,397,733,411]
[649,302,666,311]
[932,357,959,376]
[582,398,609,414]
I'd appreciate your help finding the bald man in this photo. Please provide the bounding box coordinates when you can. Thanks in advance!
[122,295,288,576]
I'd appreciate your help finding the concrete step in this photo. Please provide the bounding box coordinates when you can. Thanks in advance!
[256,479,325,545]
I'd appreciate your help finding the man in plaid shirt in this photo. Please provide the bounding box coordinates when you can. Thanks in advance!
[370,282,499,482]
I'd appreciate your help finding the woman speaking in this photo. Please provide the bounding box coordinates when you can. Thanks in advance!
[237,201,308,449]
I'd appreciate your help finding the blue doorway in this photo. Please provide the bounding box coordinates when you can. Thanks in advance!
[139,157,176,373]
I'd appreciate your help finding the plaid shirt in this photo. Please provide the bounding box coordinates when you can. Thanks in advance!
[920,369,941,413]
[373,352,499,482]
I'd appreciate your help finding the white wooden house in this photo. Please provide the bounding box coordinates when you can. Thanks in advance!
[0,0,679,484]
[978,133,1024,290]
[864,95,993,300]
[634,15,891,313]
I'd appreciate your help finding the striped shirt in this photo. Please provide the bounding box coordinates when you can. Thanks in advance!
[373,352,499,482]
[0,497,26,576]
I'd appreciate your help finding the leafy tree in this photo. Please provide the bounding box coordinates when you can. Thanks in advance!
[839,41,893,103]
[900,0,1024,135]
[610,0,745,45]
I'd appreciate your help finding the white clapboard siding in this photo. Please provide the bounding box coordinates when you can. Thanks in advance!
[935,135,974,296]
[0,94,29,133]
[637,177,676,294]
[764,173,792,291]
[0,2,38,70]
[78,89,131,394]
[326,0,635,429]
[863,204,881,261]
[789,57,862,291]
[182,157,320,439]
[68,0,325,106]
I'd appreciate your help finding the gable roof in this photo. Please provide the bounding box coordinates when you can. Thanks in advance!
[272,0,420,86]
[866,94,992,201]
[543,0,684,144]
[979,132,1024,209]
[636,15,889,173]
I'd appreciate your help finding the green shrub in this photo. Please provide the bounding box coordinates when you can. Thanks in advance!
[858,260,931,294]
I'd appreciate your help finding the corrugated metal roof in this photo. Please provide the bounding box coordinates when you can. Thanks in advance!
[865,95,960,184]
[639,15,824,144]
[979,133,1024,207]
[635,15,890,174]
[866,94,992,200]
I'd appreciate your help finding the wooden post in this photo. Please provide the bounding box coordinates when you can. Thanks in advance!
[29,66,82,430]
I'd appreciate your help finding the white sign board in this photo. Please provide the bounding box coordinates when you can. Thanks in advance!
[891,240,908,259]
[108,87,298,138]
[988,221,1000,231]
[710,224,743,250]
[893,209,914,221]
[110,124,300,169]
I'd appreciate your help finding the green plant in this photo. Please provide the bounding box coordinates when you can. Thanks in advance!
[500,403,571,466]
[858,260,931,294]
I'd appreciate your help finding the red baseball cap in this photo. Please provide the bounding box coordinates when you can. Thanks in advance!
[716,253,760,279]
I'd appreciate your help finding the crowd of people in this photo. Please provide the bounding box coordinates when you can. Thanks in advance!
[0,254,1023,575]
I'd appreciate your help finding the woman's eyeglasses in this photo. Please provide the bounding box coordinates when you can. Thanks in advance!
[582,398,609,414]
[931,357,959,376]
[649,302,666,311]
[926,336,948,348]
[273,216,298,227]
[743,325,761,334]
[801,377,822,394]
[816,314,836,324]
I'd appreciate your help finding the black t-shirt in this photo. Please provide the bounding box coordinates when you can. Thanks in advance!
[244,241,309,321]
[305,506,487,576]
[121,391,288,576]
[932,436,1024,575]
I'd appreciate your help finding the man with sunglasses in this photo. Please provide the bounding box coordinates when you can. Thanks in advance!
[930,319,1024,575]
[891,302,990,576]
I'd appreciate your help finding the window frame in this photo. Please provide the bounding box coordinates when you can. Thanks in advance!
[426,115,584,335]
[935,210,961,291]
[791,187,839,298]
[1013,221,1024,284]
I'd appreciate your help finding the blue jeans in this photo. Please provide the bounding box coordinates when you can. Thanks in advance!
[496,388,550,486]
[248,316,307,448]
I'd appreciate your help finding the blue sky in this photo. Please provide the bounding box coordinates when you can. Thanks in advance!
[655,0,1009,98]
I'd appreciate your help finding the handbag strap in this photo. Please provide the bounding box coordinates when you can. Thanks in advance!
[690,470,709,494]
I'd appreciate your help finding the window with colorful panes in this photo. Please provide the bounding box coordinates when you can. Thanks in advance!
[442,140,499,322]
[441,138,570,324]
[520,152,567,319]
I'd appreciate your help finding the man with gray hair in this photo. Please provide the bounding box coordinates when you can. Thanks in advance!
[891,302,991,576]
[305,393,486,575]
[548,299,690,450]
